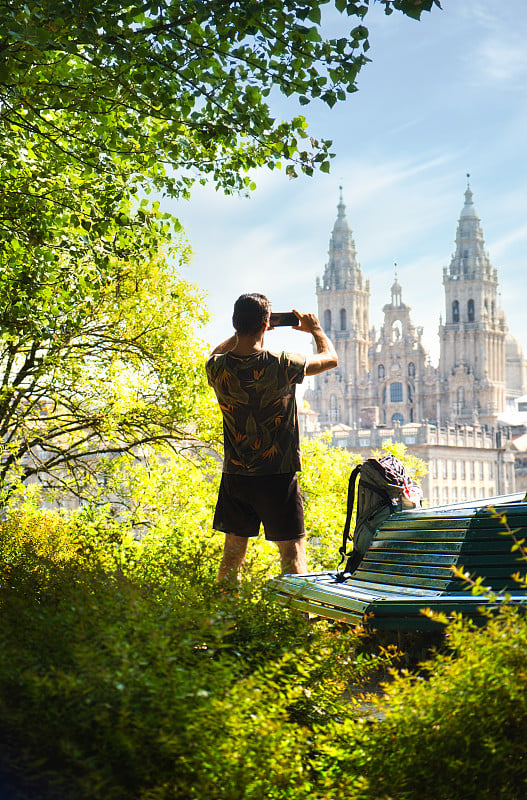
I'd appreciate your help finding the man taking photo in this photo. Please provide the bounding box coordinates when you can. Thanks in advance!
[206,293,338,584]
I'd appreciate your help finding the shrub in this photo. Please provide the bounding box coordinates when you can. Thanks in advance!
[0,505,381,800]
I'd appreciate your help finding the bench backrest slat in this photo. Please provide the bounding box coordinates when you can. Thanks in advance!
[350,500,527,592]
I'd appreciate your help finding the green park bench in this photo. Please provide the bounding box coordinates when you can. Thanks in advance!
[269,493,527,631]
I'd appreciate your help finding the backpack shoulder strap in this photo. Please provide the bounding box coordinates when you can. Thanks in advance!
[337,465,361,567]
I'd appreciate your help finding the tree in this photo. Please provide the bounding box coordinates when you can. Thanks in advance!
[0,170,212,499]
[0,0,441,200]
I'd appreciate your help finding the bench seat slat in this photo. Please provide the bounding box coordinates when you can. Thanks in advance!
[350,570,453,590]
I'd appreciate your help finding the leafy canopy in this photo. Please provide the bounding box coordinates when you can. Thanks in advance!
[0,0,441,195]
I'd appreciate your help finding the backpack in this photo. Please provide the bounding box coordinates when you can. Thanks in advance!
[336,454,423,582]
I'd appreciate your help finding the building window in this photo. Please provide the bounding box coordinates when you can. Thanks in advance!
[479,462,484,480]
[431,459,438,478]
[391,412,404,426]
[488,461,493,479]
[470,461,475,480]
[470,487,476,500]
[452,461,457,479]
[408,362,415,378]
[443,460,448,479]
[468,299,475,322]
[442,487,449,504]
[461,487,467,501]
[390,382,403,403]
[452,300,459,323]
[433,487,439,504]
[461,461,466,479]
[324,309,332,331]
[378,364,385,380]
[452,487,458,502]
[340,308,347,331]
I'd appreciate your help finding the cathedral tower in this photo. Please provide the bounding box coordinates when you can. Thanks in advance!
[368,272,439,427]
[439,179,507,426]
[308,190,370,426]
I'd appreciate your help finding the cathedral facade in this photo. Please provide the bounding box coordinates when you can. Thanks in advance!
[306,183,527,432]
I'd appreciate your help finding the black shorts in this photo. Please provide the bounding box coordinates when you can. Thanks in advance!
[213,472,305,542]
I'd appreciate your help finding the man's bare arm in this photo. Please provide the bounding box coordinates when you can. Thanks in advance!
[209,334,237,357]
[293,311,338,376]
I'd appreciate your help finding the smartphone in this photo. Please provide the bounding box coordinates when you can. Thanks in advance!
[269,312,299,327]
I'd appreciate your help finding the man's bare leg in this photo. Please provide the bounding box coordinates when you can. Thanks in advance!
[217,533,249,584]
[276,538,307,575]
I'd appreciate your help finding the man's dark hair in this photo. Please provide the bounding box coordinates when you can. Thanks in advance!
[232,293,271,335]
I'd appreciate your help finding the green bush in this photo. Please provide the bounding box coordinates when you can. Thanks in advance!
[0,503,378,800]
[311,605,527,800]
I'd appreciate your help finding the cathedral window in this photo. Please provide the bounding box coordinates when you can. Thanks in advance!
[340,308,347,330]
[452,300,459,323]
[408,362,415,378]
[378,364,385,379]
[467,299,475,322]
[329,394,339,423]
[391,412,404,426]
[324,309,332,331]
[390,382,403,403]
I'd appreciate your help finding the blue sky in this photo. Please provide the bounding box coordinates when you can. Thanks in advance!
[170,0,527,372]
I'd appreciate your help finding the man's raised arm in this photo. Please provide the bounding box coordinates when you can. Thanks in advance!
[209,334,237,357]
[293,311,338,376]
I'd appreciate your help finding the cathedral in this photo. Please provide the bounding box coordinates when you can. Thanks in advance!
[306,181,527,433]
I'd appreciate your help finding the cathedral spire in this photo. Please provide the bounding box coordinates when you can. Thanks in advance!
[447,179,491,280]
[390,262,402,308]
[322,188,362,291]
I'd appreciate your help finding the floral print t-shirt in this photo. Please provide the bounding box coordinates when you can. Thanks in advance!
[206,350,306,475]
